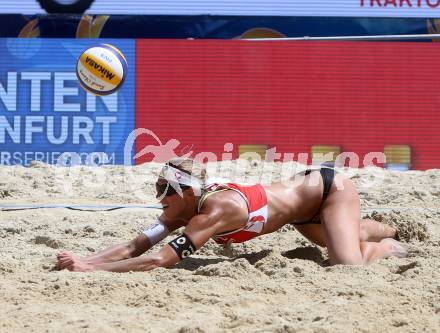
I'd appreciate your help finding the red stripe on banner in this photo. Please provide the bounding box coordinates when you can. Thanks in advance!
[135,40,440,170]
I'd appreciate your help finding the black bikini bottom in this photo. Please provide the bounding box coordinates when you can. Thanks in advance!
[292,167,336,226]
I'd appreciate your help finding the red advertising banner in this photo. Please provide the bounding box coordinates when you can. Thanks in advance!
[136,40,440,170]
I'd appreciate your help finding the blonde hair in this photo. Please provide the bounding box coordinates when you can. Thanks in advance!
[160,158,207,186]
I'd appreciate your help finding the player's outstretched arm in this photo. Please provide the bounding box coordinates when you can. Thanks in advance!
[68,213,218,272]
[56,234,153,270]
[57,217,177,270]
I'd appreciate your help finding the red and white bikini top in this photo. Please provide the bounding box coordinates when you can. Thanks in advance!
[197,182,269,245]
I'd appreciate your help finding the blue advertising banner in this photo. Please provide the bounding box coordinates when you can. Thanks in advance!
[0,38,135,165]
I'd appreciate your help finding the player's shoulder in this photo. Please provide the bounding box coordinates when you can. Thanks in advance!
[199,188,245,219]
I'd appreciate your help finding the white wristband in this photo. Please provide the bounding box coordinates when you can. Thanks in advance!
[143,219,169,246]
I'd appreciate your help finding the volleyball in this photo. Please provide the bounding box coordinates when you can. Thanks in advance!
[76,43,127,96]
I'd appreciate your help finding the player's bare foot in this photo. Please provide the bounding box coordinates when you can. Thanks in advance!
[380,238,408,258]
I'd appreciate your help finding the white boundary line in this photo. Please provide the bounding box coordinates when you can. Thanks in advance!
[0,204,438,213]
[0,203,163,211]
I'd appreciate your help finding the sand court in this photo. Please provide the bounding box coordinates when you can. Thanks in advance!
[0,161,439,332]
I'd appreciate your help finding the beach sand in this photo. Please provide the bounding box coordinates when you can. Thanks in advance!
[0,161,439,332]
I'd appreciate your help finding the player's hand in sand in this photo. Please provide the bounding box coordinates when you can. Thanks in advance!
[57,251,95,272]
[57,251,82,269]
[66,260,95,272]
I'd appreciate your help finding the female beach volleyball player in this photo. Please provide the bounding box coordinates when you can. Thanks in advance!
[57,158,407,272]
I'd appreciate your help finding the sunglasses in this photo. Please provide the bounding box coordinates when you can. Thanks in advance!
[155,182,191,198]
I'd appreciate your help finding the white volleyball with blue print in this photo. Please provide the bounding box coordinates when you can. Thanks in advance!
[76,43,128,96]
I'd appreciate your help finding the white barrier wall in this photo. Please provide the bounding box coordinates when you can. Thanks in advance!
[1,0,440,17]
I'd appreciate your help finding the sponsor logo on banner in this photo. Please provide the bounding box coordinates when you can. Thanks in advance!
[360,0,440,9]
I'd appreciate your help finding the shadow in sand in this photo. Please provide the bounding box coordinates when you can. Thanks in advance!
[173,257,229,271]
[281,246,328,266]
[173,249,272,271]
[236,249,272,265]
